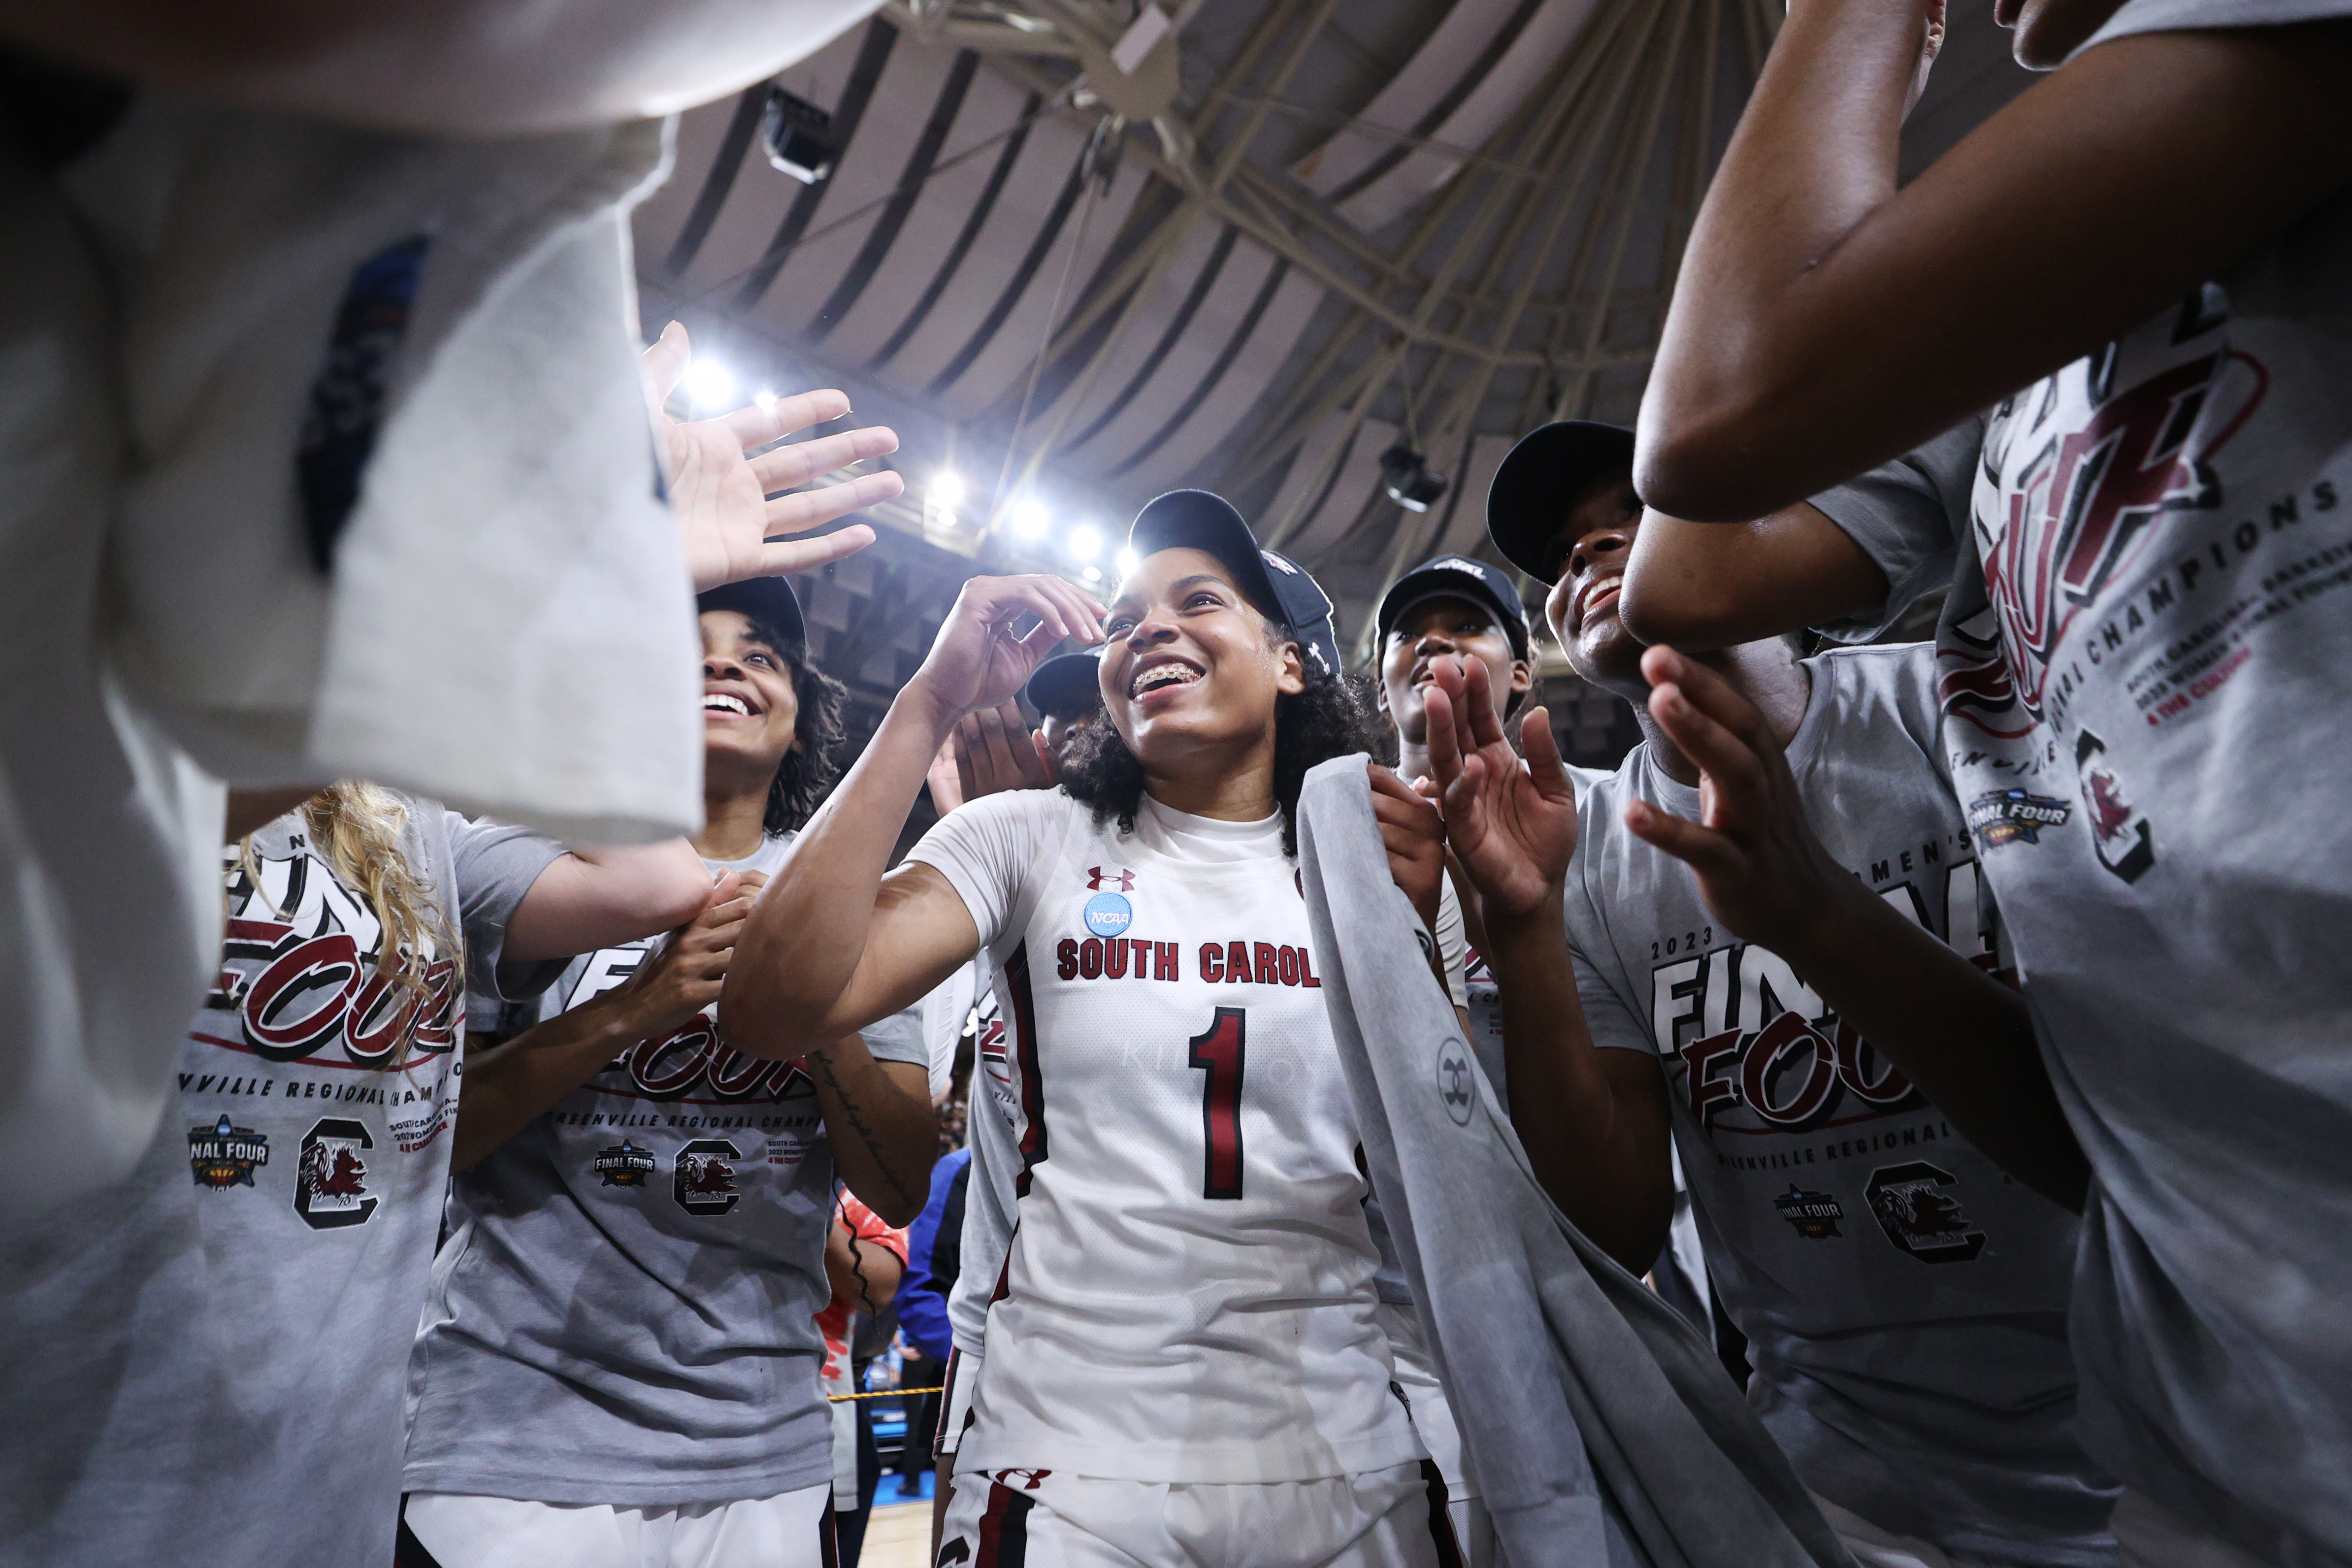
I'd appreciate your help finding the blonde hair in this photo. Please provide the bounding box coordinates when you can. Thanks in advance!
[238,782,464,1052]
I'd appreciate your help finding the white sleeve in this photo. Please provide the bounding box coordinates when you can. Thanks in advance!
[1806,414,1983,643]
[919,964,978,1101]
[947,1052,1017,1359]
[2074,0,2352,58]
[903,791,1053,951]
[1436,876,1469,1010]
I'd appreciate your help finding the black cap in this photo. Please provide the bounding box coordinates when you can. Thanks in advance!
[1127,490,1344,679]
[1486,421,1636,584]
[697,575,806,655]
[1022,650,1103,721]
[1375,554,1533,662]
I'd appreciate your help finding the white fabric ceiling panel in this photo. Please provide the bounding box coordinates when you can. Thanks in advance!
[1426,430,1516,559]
[753,42,966,335]
[1033,213,1222,460]
[1064,229,1275,470]
[930,159,1149,417]
[864,116,1096,392]
[1110,267,1326,497]
[1290,0,1527,198]
[1338,0,1603,233]
[819,58,1033,365]
[665,27,871,300]
[1274,417,1399,558]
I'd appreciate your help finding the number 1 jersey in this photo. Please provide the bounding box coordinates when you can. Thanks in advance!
[907,788,1425,1484]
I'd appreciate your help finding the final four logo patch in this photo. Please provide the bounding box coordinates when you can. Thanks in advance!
[595,1140,657,1188]
[1773,1185,1845,1240]
[189,1115,269,1189]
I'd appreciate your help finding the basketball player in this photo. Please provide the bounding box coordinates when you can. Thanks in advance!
[728,490,1470,1566]
[1417,421,2113,1568]
[398,575,934,1568]
[1624,4,2352,1560]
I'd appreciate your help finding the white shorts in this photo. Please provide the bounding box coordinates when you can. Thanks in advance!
[937,1463,1449,1568]
[2112,1491,2277,1568]
[400,1485,833,1568]
[1376,1302,1494,1568]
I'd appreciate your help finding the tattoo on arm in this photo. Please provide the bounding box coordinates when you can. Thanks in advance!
[813,1051,924,1215]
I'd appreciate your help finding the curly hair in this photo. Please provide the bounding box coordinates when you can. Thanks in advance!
[1059,651,1388,858]
[752,630,850,834]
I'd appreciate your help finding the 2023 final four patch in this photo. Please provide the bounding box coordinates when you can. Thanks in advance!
[595,1140,657,1188]
[189,1115,269,1189]
[1773,1185,1845,1240]
[1965,788,2071,850]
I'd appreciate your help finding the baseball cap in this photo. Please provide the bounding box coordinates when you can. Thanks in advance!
[1022,650,1104,720]
[697,575,806,656]
[1127,490,1343,679]
[1375,555,1533,662]
[1486,421,1636,584]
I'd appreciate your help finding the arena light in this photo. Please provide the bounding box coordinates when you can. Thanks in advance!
[933,471,968,508]
[753,389,779,414]
[1011,497,1052,540]
[1068,524,1102,561]
[683,357,738,412]
[1082,565,1104,583]
[1115,546,1140,577]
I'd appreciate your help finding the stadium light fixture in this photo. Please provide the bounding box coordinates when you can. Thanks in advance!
[1068,524,1102,561]
[1011,497,1052,540]
[684,358,738,411]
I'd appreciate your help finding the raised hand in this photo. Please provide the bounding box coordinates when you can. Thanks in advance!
[1369,764,1445,937]
[642,322,905,590]
[953,701,1057,802]
[1623,646,1850,945]
[909,576,1104,728]
[1423,655,1577,922]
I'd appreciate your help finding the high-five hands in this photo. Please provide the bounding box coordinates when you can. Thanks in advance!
[1421,655,1577,923]
[642,322,905,591]
[910,577,1104,728]
[1623,646,1854,947]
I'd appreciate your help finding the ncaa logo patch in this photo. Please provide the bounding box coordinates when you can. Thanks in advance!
[1082,891,1133,939]
[1434,1037,1475,1127]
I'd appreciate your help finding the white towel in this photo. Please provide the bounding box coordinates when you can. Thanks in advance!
[0,97,702,1210]
[61,97,702,841]
[1294,755,1857,1568]
[0,149,226,1214]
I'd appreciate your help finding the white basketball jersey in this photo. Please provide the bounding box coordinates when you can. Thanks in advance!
[909,789,1426,1484]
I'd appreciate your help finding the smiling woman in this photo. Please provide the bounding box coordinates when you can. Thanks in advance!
[723,489,1476,1567]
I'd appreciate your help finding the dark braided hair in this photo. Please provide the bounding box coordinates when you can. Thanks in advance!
[1058,635,1387,858]
[739,617,849,834]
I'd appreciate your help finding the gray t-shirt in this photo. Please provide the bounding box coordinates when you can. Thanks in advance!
[1808,47,2352,1549]
[0,800,560,1567]
[1567,645,2114,1566]
[402,831,929,1506]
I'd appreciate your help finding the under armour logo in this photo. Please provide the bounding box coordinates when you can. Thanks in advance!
[1435,1039,1475,1127]
[1086,866,1135,891]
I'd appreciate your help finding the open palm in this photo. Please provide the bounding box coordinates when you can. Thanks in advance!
[642,321,905,590]
[1424,655,1579,920]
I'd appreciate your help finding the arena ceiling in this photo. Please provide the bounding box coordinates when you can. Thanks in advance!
[635,0,2029,762]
